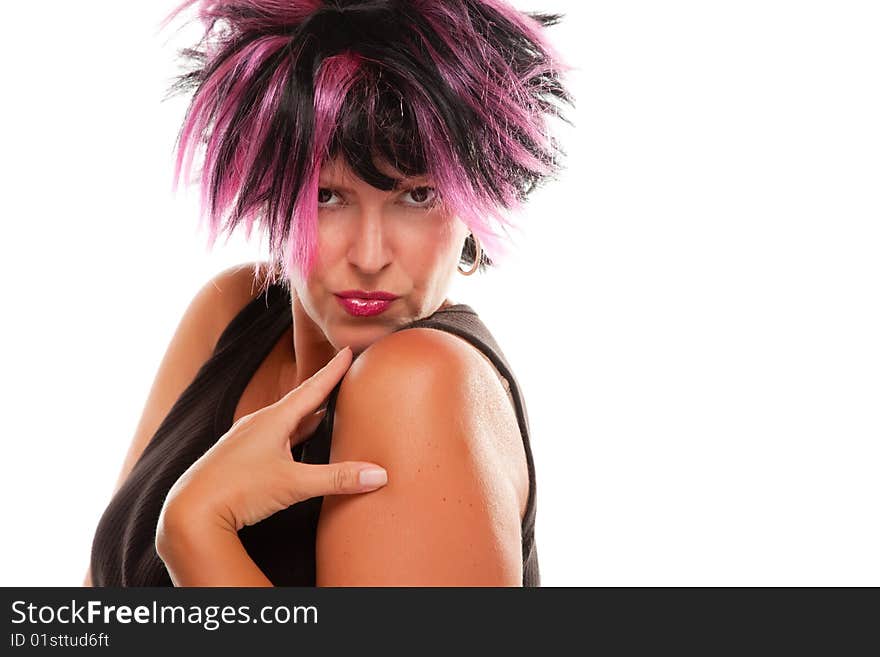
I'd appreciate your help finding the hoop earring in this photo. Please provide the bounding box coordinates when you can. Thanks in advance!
[457,234,481,276]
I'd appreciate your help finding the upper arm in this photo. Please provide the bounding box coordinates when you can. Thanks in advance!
[107,261,270,496]
[315,328,525,586]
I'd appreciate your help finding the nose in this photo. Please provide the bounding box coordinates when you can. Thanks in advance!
[346,206,392,274]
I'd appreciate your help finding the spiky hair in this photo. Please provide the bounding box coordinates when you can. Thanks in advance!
[160,0,575,287]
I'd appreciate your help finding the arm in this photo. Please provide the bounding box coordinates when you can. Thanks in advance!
[315,328,525,586]
[106,262,270,496]
[84,261,271,586]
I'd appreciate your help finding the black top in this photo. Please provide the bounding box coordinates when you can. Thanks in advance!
[89,283,540,586]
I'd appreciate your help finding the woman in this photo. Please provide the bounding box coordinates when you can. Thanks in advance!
[87,0,573,586]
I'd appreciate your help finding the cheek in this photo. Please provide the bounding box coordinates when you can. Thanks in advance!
[307,224,347,286]
[397,235,453,282]
[404,217,464,260]
[315,220,347,261]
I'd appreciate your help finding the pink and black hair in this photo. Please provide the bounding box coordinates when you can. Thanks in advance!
[160,0,575,288]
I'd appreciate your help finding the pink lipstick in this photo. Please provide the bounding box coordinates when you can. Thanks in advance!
[335,290,399,317]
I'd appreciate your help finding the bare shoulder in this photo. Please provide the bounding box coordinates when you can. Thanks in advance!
[346,327,505,391]
[341,327,515,431]
[200,260,277,347]
[315,327,528,585]
[340,328,527,506]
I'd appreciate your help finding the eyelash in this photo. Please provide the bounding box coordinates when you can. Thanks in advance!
[317,186,439,210]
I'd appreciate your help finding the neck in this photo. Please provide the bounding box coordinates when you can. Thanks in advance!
[288,293,338,390]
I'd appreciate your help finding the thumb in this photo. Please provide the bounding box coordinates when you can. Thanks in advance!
[291,461,389,498]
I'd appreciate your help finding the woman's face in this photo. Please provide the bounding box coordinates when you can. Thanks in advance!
[290,156,470,355]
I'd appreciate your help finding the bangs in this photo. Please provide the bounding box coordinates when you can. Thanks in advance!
[327,66,430,191]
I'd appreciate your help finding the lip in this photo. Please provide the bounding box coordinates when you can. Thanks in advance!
[335,289,400,300]
[335,295,396,317]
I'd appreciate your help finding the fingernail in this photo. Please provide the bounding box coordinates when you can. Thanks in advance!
[320,347,351,371]
[358,467,387,488]
[328,346,351,363]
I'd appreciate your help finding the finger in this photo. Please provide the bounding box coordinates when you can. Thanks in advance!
[289,408,327,445]
[289,461,388,498]
[272,346,353,430]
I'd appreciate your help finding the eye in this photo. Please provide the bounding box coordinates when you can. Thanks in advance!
[316,186,439,209]
[402,186,439,208]
[317,188,343,207]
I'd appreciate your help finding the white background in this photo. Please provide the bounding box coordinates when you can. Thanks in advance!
[1,1,877,586]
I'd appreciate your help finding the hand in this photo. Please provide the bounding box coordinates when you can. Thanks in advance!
[158,346,388,536]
